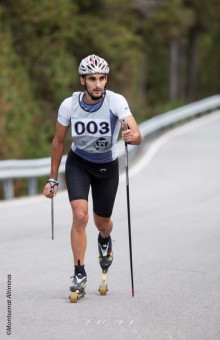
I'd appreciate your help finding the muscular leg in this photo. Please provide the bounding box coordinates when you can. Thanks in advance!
[70,199,89,266]
[93,212,113,238]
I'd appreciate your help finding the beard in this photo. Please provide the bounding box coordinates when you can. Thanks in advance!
[86,87,104,101]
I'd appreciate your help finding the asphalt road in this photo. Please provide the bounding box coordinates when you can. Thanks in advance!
[0,112,220,340]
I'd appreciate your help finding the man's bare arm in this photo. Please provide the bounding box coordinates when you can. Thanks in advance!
[44,122,69,198]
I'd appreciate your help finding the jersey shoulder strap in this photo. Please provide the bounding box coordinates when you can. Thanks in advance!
[71,92,82,118]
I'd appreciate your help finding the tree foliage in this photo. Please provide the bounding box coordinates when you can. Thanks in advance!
[0,0,220,160]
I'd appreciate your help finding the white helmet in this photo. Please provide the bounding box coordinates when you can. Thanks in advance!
[78,54,110,75]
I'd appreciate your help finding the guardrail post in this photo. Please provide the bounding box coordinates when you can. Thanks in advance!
[0,95,219,201]
[28,177,37,196]
[3,179,14,200]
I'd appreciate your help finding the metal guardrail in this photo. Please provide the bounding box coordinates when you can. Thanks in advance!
[1,94,220,199]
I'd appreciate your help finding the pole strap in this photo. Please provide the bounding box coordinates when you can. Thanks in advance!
[46,178,59,193]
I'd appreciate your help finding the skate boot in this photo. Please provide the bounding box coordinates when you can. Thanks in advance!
[69,267,87,303]
[98,233,113,296]
[98,233,113,271]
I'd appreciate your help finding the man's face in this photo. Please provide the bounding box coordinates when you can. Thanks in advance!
[80,73,107,100]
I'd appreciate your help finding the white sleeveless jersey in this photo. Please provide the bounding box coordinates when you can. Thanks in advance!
[57,90,132,163]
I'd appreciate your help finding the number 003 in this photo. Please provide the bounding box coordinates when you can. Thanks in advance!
[74,121,110,135]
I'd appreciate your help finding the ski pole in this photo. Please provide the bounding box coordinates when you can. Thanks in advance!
[122,119,135,297]
[47,178,58,240]
[50,188,54,240]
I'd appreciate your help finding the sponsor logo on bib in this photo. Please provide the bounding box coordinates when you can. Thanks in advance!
[94,137,110,151]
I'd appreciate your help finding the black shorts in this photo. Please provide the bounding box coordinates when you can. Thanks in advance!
[65,150,119,218]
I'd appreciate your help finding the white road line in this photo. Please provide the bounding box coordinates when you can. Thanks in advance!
[119,110,220,183]
[1,111,219,206]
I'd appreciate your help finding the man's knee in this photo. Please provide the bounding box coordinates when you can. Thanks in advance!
[71,200,88,229]
[94,214,112,232]
[74,210,88,226]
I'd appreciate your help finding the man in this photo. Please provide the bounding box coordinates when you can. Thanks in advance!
[43,54,142,295]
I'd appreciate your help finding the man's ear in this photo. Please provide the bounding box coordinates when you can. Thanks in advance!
[80,76,86,86]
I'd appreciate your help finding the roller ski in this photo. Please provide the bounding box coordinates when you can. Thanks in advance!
[69,265,87,303]
[98,233,113,296]
[99,269,108,296]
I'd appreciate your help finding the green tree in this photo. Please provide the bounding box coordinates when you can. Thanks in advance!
[183,0,220,100]
[0,20,49,159]
[0,0,220,163]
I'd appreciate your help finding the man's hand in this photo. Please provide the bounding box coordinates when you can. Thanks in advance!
[122,129,134,144]
[121,119,133,144]
[43,179,59,198]
[120,116,142,145]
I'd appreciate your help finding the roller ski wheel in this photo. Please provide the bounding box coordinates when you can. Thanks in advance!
[99,270,108,296]
[69,271,87,303]
[69,289,86,303]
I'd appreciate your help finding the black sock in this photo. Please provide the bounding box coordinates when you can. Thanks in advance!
[98,233,111,245]
[75,264,86,276]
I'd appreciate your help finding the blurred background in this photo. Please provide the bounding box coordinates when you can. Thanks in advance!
[0,0,220,196]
